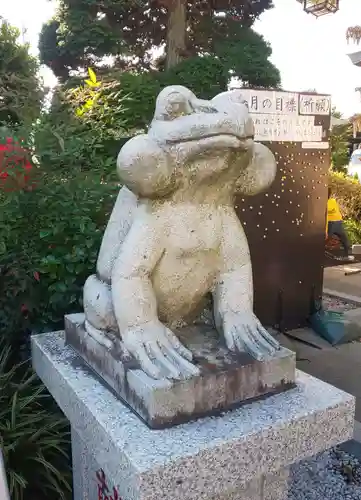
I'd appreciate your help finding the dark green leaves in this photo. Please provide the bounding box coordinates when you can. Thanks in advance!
[0,338,71,500]
[0,19,43,128]
[330,110,352,174]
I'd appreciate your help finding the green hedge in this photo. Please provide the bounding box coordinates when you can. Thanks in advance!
[0,171,117,349]
[0,103,118,498]
[329,171,361,244]
[0,339,71,500]
[329,171,361,221]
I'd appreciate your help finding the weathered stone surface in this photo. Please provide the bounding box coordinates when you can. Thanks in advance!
[82,85,281,381]
[74,429,290,500]
[32,331,355,500]
[65,313,295,428]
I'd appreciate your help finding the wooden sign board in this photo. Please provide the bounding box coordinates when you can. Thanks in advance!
[235,89,330,330]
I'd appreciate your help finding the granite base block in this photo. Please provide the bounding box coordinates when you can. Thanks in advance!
[71,429,92,500]
[32,331,355,500]
[73,426,289,500]
[65,313,296,429]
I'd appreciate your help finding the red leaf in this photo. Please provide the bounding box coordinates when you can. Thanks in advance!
[33,271,40,282]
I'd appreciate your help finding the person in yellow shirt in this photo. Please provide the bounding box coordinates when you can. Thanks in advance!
[327,188,355,261]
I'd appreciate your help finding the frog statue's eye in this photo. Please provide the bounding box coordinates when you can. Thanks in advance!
[164,94,193,120]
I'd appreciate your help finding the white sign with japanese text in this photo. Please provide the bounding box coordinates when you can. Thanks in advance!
[232,88,330,142]
[299,94,331,115]
[251,114,323,142]
[240,90,299,115]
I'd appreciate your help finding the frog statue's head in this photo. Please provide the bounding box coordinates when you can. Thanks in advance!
[116,85,277,200]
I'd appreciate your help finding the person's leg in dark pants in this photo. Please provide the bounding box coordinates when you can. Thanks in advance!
[328,221,351,257]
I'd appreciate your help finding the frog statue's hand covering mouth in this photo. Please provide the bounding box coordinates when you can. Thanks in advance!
[117,85,277,200]
[149,85,277,196]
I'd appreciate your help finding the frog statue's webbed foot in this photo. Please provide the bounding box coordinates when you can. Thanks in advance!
[83,274,200,380]
[121,320,201,380]
[221,311,281,361]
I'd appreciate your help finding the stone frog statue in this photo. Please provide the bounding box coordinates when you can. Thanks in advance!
[83,85,281,380]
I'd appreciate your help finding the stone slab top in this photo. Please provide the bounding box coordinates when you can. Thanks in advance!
[65,312,295,429]
[32,331,355,499]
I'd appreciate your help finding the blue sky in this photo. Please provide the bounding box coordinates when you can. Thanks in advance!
[1,0,361,117]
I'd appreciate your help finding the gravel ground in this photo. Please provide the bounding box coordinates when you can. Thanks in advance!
[286,296,361,498]
[322,295,359,313]
[289,448,361,500]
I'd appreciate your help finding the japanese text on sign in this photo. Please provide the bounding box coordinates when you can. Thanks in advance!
[96,469,121,500]
[251,114,322,142]
[299,94,331,116]
[240,90,299,115]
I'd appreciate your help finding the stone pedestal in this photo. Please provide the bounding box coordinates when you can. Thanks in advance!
[65,313,296,429]
[32,332,355,500]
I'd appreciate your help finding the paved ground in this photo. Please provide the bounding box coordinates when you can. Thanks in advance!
[324,264,361,298]
[275,333,360,421]
[297,341,361,421]
[355,421,361,442]
[274,265,361,423]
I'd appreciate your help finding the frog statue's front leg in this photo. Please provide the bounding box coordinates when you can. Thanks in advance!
[110,208,200,380]
[213,206,281,360]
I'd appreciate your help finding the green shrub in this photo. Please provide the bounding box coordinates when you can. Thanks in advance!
[328,171,361,244]
[0,69,122,353]
[0,338,71,500]
[115,71,162,131]
[329,170,361,221]
[344,219,361,244]
[103,57,228,128]
[0,170,118,351]
[39,56,231,148]
[35,68,131,178]
[0,136,117,500]
[0,19,43,128]
[0,69,124,500]
[160,56,228,100]
[330,122,351,174]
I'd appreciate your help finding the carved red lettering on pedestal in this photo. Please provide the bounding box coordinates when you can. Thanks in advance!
[96,469,121,500]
